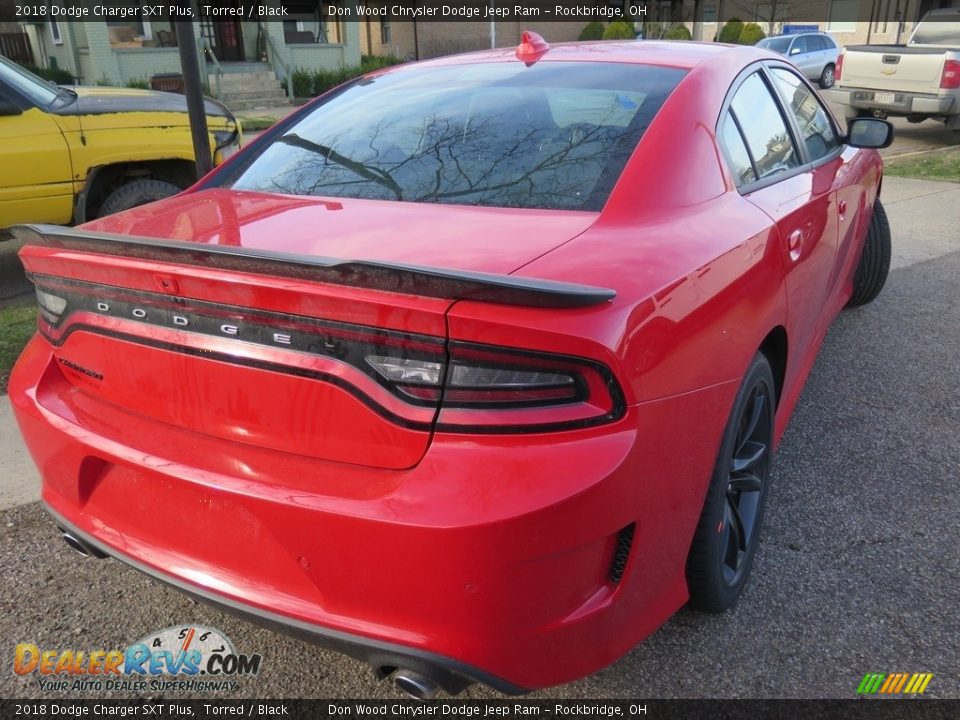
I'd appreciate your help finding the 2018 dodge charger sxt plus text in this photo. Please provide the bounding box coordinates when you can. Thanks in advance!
[10,35,893,697]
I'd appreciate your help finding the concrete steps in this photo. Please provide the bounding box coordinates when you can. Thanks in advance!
[210,66,290,111]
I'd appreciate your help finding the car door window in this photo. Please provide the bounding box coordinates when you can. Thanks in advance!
[770,68,839,162]
[792,36,809,55]
[728,72,800,181]
[719,112,757,186]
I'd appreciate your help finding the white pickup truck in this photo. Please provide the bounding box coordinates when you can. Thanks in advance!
[829,8,960,135]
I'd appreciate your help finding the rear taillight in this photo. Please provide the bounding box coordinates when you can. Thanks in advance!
[35,288,67,323]
[834,53,844,82]
[941,60,960,89]
[34,276,624,434]
[367,341,624,431]
[436,341,624,432]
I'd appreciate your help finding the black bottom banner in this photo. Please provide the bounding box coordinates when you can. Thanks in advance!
[2,700,957,720]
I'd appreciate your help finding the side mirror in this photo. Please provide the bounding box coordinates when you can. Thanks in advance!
[789,46,802,56]
[0,97,22,116]
[845,117,894,149]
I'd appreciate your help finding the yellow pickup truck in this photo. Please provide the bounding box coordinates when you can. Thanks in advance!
[0,56,241,227]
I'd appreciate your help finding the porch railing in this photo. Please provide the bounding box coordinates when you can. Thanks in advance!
[201,37,223,101]
[258,23,293,101]
[0,32,34,66]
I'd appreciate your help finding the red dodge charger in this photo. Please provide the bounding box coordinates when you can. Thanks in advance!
[10,35,893,696]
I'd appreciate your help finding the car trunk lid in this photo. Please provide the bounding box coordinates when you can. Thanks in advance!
[13,195,604,471]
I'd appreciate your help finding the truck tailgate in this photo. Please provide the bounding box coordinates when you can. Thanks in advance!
[842,45,950,94]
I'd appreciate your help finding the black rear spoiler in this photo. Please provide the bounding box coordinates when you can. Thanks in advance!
[12,224,615,309]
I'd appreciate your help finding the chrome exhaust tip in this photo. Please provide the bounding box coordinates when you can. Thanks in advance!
[394,669,441,700]
[58,527,107,559]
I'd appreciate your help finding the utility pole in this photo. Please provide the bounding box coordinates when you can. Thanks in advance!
[489,1,496,48]
[175,22,213,178]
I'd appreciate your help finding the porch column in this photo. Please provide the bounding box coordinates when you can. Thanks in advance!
[84,23,122,85]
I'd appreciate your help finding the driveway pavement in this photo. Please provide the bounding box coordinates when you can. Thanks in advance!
[1,177,958,700]
[880,116,959,157]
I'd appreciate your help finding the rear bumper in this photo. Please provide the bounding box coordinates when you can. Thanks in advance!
[828,87,956,116]
[10,334,735,690]
[46,506,521,695]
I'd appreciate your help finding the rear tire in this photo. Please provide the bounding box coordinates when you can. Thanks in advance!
[686,353,775,613]
[98,179,182,217]
[847,199,891,307]
[819,64,835,89]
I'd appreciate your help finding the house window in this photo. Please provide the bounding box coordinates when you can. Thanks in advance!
[49,20,62,45]
[106,21,147,47]
[826,0,858,32]
[381,19,392,45]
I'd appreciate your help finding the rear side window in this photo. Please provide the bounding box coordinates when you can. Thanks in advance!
[719,113,757,186]
[770,68,839,161]
[729,73,800,181]
[222,62,686,211]
[911,20,960,46]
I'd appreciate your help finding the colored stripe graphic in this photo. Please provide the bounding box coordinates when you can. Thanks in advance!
[857,673,886,694]
[913,673,933,694]
[857,672,933,695]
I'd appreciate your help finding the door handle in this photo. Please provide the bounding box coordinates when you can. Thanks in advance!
[838,199,848,217]
[787,229,803,262]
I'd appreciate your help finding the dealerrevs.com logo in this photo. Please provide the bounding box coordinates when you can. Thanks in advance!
[14,625,262,693]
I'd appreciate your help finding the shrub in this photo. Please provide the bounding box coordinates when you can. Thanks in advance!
[603,21,636,40]
[664,25,692,40]
[718,18,744,43]
[95,75,113,87]
[125,77,149,89]
[311,68,340,96]
[360,54,405,73]
[292,68,313,98]
[297,58,406,99]
[739,23,767,45]
[20,63,74,85]
[579,21,605,41]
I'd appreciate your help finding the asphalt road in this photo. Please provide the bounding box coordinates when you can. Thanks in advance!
[819,99,959,159]
[2,178,959,702]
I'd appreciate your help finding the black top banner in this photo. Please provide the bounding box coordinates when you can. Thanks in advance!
[3,1,953,25]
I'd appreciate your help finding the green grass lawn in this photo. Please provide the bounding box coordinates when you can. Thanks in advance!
[238,116,278,133]
[0,303,36,395]
[885,149,960,183]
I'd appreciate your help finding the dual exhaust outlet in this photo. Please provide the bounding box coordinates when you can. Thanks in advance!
[58,528,450,700]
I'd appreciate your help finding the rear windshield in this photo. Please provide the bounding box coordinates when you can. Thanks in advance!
[910,20,960,46]
[221,62,686,211]
[758,37,793,54]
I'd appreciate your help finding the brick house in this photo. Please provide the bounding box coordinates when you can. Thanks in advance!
[358,19,587,60]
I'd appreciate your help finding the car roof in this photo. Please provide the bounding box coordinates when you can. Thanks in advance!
[766,32,829,38]
[924,8,960,18]
[413,40,750,71]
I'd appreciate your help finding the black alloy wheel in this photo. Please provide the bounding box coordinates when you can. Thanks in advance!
[687,352,775,612]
